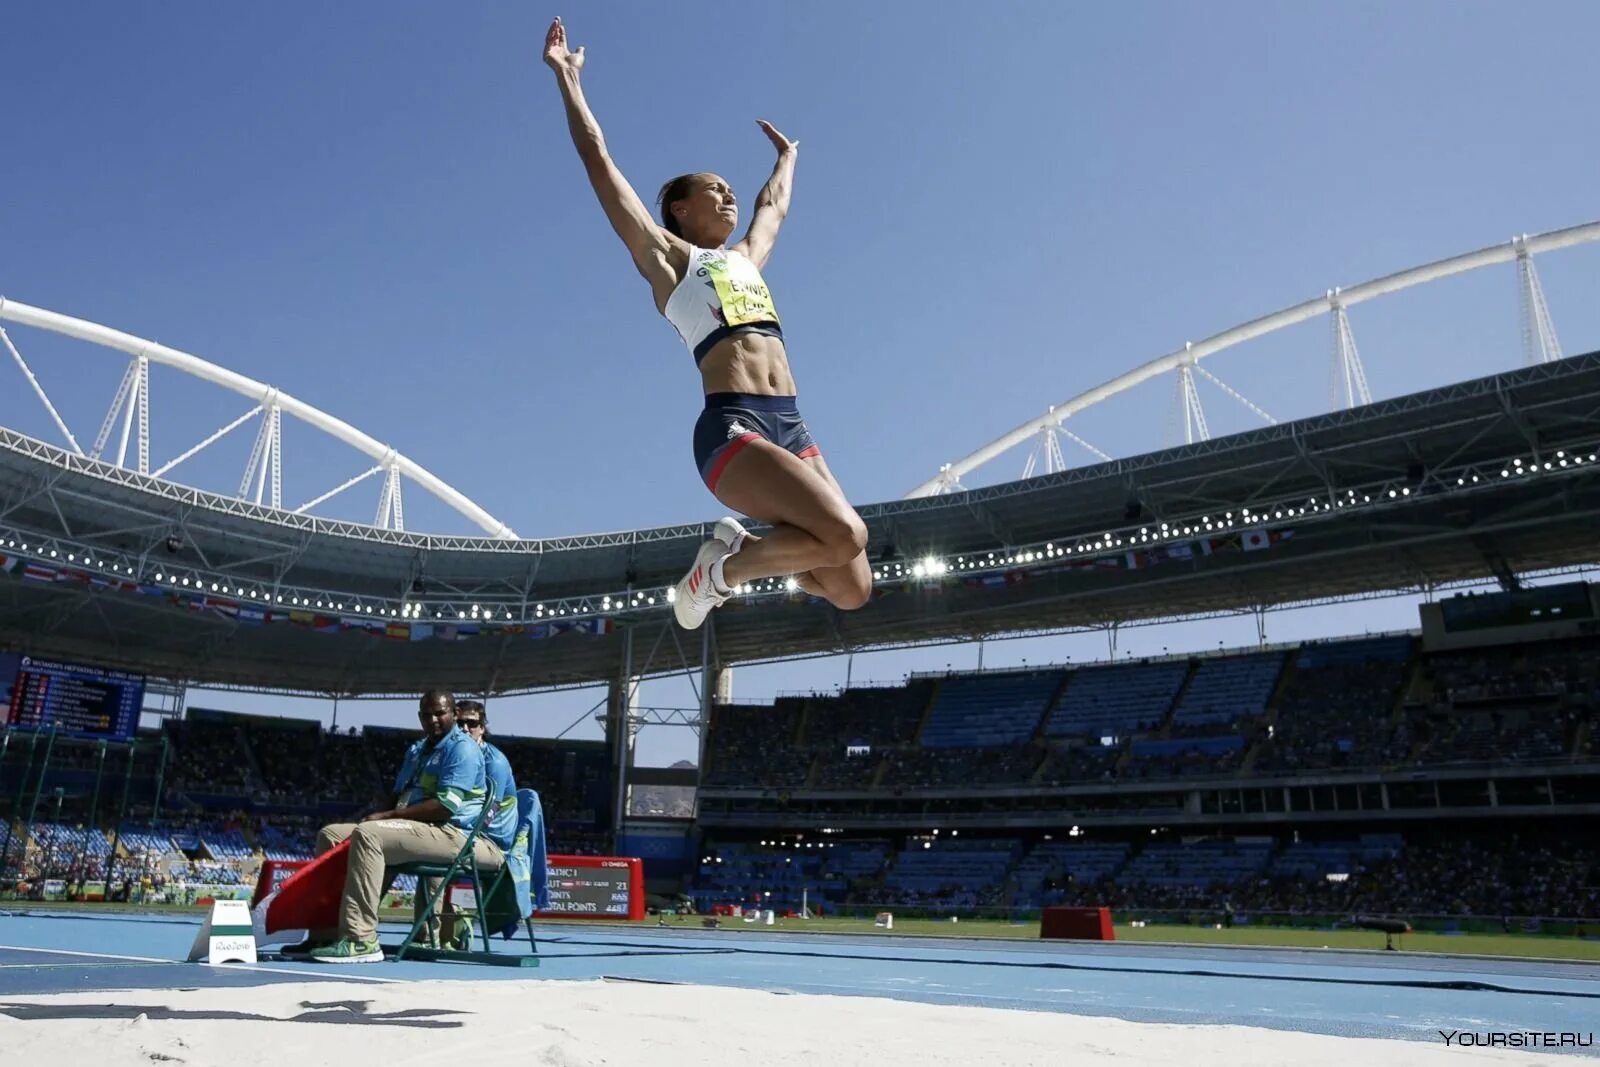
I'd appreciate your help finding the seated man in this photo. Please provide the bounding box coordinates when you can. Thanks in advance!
[305,688,503,963]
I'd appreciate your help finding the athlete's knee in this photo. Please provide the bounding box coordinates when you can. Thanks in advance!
[815,513,868,569]
[831,578,872,612]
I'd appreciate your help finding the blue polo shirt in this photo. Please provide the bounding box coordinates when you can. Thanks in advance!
[393,726,486,832]
[482,741,518,851]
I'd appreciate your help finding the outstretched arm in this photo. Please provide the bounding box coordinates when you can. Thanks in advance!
[544,18,678,284]
[732,120,798,270]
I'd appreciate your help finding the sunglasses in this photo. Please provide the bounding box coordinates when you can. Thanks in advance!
[458,719,484,729]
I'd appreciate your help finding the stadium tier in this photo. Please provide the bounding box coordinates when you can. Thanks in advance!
[695,633,1600,799]
[1,626,1597,921]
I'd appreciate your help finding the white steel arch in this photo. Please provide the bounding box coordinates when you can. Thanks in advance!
[0,298,517,537]
[908,220,1600,498]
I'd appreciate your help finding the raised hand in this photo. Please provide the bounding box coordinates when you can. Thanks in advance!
[544,16,586,73]
[757,119,798,155]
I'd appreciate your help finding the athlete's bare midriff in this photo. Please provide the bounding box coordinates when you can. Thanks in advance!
[696,331,796,396]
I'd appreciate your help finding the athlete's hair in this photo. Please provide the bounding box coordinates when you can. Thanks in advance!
[656,173,702,237]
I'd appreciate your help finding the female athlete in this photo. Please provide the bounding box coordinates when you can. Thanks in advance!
[544,17,871,629]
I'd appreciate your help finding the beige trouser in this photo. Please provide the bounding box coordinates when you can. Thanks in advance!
[313,820,503,942]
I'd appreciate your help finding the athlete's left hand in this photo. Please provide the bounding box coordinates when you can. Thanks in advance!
[757,119,798,155]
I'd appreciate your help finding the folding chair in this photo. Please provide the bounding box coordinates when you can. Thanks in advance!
[470,789,548,957]
[387,795,537,967]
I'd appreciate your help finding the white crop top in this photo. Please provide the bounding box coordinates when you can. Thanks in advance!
[663,245,784,365]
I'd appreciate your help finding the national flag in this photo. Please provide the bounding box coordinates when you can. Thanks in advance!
[237,605,267,625]
[313,615,339,633]
[0,555,19,574]
[1164,543,1194,561]
[194,596,239,618]
[409,623,434,642]
[1241,528,1270,551]
[22,563,58,583]
[384,622,410,640]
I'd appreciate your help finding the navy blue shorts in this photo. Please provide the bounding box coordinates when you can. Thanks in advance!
[693,393,820,491]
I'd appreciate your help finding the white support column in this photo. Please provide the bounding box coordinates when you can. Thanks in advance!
[1178,352,1210,444]
[135,356,150,475]
[714,666,733,705]
[373,465,395,528]
[115,363,140,468]
[251,411,273,505]
[268,403,283,510]
[390,469,405,532]
[92,360,138,461]
[1515,237,1564,365]
[1328,290,1373,408]
[238,407,271,498]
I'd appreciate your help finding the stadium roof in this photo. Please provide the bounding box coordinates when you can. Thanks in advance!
[2,354,1599,695]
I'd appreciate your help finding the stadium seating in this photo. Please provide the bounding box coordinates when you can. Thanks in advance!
[917,671,1062,748]
[1254,636,1413,772]
[1045,661,1188,739]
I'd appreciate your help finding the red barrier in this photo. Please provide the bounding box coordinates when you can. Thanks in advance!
[251,858,312,909]
[1040,906,1115,941]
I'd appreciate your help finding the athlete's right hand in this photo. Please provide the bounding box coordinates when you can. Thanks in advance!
[543,17,586,74]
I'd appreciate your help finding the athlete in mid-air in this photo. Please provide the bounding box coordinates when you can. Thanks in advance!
[544,16,871,630]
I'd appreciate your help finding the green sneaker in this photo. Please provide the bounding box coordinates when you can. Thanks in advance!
[308,936,384,964]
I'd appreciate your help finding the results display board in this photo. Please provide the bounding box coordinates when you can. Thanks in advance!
[538,855,644,920]
[5,656,144,741]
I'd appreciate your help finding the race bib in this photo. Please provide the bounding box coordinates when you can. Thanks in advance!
[702,253,780,327]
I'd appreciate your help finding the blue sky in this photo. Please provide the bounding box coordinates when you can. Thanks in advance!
[3,3,1599,765]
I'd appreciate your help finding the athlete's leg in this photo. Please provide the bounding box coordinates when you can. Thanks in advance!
[734,453,871,608]
[709,439,869,607]
[796,453,873,608]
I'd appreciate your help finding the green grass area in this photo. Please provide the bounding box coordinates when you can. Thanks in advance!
[648,913,1600,961]
[12,900,1599,962]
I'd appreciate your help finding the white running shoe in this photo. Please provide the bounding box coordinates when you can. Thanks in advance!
[712,515,749,551]
[674,538,733,630]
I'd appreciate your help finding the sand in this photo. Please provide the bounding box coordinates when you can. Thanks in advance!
[0,977,1580,1067]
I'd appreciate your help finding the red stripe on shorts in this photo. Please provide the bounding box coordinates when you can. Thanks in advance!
[705,432,762,492]
[795,445,821,460]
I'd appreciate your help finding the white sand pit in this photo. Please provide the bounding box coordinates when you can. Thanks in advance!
[0,978,1578,1066]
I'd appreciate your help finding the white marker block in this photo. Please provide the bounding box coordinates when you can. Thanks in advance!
[188,898,259,963]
